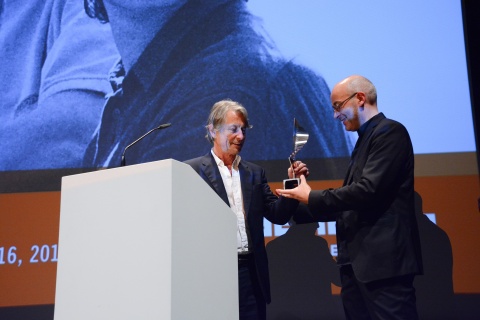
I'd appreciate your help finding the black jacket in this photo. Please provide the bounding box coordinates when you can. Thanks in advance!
[185,152,299,303]
[298,113,423,283]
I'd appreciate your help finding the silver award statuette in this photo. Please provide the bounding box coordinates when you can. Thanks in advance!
[283,118,309,189]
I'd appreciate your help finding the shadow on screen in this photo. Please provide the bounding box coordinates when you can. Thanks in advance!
[266,191,460,320]
[413,191,456,319]
[266,220,344,320]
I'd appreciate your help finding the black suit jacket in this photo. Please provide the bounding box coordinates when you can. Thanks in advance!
[299,113,423,283]
[185,153,299,303]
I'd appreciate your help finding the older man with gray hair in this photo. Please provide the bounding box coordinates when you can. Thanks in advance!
[186,99,308,320]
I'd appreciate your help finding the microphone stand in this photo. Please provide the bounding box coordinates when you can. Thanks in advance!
[120,123,171,166]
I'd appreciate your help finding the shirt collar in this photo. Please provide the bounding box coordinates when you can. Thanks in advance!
[211,149,241,171]
[129,1,233,91]
[357,112,383,138]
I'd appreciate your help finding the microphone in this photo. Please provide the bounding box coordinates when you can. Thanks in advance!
[120,123,171,166]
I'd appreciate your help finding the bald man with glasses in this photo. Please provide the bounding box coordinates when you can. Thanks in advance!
[277,75,423,320]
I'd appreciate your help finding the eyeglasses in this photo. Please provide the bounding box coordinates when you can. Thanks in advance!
[332,92,358,112]
[220,124,247,135]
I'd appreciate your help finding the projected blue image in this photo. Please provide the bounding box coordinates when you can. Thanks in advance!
[82,0,351,168]
[0,0,473,171]
[0,0,119,171]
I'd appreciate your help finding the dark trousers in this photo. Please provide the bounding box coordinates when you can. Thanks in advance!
[238,254,266,320]
[340,265,419,320]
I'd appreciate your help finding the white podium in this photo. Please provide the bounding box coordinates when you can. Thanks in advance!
[54,159,238,320]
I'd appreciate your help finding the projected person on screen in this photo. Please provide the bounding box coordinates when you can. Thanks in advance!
[185,100,308,320]
[82,0,352,168]
[0,0,118,170]
[277,75,423,320]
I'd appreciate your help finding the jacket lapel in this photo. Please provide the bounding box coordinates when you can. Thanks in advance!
[201,153,229,206]
[239,161,253,216]
[344,113,385,185]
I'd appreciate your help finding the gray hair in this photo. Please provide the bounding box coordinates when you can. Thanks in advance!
[347,76,377,105]
[205,99,252,144]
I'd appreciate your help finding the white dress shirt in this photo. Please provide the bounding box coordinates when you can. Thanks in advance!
[211,150,250,254]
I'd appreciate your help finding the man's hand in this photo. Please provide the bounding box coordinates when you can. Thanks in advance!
[276,175,311,204]
[288,160,310,179]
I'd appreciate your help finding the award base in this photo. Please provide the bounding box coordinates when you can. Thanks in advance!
[283,178,300,189]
